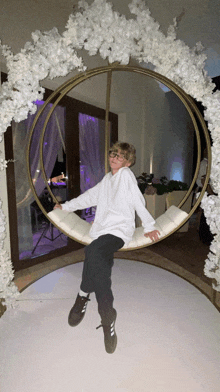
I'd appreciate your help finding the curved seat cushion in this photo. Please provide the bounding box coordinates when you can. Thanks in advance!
[47,205,188,250]
[47,209,92,245]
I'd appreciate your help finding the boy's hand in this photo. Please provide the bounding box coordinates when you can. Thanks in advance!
[144,229,160,242]
[54,204,62,210]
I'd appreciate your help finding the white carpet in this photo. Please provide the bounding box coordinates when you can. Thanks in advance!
[1,259,220,392]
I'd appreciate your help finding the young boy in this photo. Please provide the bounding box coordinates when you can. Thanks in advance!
[54,142,160,354]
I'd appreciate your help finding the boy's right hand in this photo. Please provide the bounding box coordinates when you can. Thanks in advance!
[144,229,160,242]
[54,204,62,210]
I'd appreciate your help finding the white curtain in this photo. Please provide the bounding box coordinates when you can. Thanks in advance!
[79,113,105,220]
[13,102,65,256]
[79,113,105,192]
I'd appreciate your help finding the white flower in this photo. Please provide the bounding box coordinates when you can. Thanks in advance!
[0,159,8,171]
[0,199,20,307]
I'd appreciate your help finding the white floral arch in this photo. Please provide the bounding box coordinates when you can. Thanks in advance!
[1,0,220,307]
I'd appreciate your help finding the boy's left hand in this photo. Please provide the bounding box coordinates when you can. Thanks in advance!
[144,230,160,242]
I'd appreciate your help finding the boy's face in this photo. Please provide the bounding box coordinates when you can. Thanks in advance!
[109,149,131,174]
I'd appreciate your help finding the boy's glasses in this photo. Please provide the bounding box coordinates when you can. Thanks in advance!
[109,152,125,162]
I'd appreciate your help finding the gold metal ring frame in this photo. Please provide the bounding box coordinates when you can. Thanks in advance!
[26,64,211,248]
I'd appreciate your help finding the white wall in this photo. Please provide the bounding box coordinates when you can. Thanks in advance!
[163,91,194,184]
[41,65,174,178]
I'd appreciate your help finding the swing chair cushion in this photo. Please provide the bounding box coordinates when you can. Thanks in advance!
[47,205,188,250]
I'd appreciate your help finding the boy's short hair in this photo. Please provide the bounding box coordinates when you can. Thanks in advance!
[109,141,136,167]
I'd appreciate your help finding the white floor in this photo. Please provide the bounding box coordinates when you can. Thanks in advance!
[1,259,220,392]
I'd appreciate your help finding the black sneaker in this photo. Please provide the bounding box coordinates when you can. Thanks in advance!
[96,315,117,354]
[68,294,90,327]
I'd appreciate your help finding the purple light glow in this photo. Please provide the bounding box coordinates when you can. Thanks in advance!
[79,113,97,124]
[34,100,45,105]
[34,100,53,108]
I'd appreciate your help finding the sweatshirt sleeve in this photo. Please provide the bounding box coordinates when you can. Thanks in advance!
[62,181,101,212]
[126,170,156,233]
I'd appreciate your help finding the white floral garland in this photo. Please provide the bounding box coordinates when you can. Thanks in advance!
[1,0,220,307]
[0,199,19,307]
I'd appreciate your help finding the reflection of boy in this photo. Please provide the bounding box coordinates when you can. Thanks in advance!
[54,142,160,353]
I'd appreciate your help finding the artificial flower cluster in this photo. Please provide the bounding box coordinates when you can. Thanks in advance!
[0,158,8,171]
[0,26,85,141]
[0,200,19,307]
[0,0,220,306]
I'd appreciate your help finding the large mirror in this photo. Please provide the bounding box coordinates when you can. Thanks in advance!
[4,66,208,269]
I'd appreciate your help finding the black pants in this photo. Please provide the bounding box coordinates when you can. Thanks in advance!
[80,234,124,325]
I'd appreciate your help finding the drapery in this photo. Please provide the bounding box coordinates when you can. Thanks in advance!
[79,113,105,220]
[13,102,65,256]
[79,113,105,192]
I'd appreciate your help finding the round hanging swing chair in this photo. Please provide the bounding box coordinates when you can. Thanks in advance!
[27,64,211,251]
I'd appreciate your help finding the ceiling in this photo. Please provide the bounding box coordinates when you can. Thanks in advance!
[0,0,220,77]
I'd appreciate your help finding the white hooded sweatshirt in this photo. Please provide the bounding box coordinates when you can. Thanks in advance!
[62,167,155,246]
